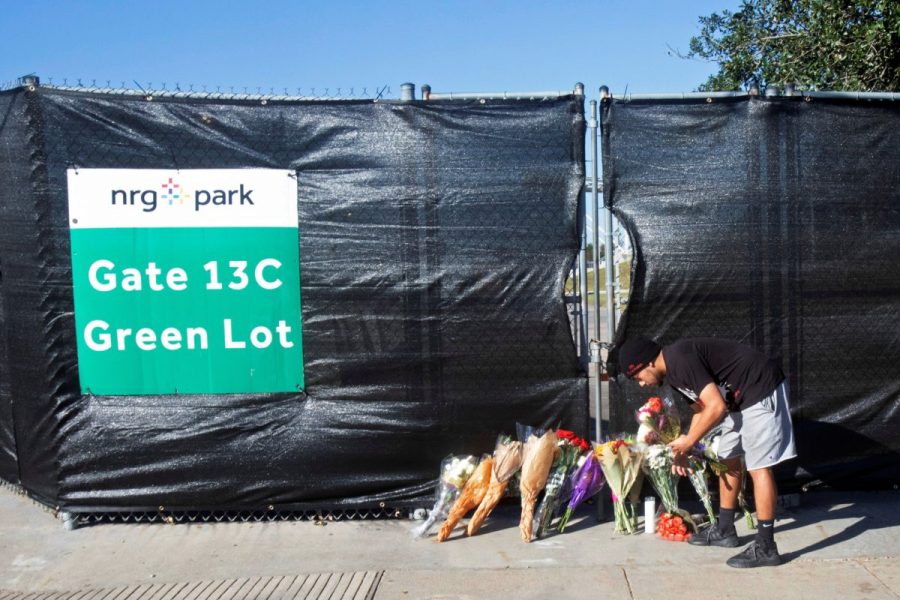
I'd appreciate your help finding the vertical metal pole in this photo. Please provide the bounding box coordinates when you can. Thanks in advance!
[578,191,589,367]
[589,100,602,440]
[575,82,589,369]
[590,100,606,521]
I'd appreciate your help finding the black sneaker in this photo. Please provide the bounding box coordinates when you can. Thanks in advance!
[688,525,739,548]
[726,541,783,568]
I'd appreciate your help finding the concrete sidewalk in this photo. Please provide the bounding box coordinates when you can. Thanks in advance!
[1,487,898,599]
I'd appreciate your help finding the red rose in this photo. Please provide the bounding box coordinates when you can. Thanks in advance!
[556,429,574,440]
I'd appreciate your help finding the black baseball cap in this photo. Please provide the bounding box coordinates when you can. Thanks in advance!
[616,337,661,379]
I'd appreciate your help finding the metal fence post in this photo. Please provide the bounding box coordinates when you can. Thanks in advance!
[400,82,416,102]
[589,100,602,438]
[578,191,589,368]
[600,89,617,345]
[588,100,603,422]
[589,99,608,521]
[574,82,589,369]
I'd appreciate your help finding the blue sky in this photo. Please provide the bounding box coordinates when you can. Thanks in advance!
[1,0,741,98]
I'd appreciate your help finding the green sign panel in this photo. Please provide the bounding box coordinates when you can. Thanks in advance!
[67,169,304,395]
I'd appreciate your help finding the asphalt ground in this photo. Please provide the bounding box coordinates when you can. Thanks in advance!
[2,486,898,599]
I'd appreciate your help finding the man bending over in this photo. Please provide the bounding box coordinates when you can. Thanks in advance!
[616,337,796,568]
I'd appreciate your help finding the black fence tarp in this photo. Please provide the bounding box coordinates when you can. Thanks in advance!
[603,95,900,490]
[0,87,587,511]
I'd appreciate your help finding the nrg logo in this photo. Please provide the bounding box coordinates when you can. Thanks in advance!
[111,177,255,212]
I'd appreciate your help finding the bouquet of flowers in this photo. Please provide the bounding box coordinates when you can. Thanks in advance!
[643,444,696,532]
[557,452,605,532]
[686,437,728,526]
[596,438,644,534]
[411,454,479,538]
[657,512,692,542]
[518,428,559,543]
[687,455,717,526]
[436,455,494,541]
[467,435,523,536]
[635,396,681,446]
[532,429,590,539]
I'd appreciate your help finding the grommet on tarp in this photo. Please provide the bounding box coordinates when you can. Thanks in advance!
[18,74,40,90]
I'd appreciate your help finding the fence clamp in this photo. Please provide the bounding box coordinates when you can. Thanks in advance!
[589,339,602,364]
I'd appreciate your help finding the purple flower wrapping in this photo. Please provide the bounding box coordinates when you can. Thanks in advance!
[557,454,605,532]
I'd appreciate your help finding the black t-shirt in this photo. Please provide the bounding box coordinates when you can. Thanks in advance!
[663,338,784,412]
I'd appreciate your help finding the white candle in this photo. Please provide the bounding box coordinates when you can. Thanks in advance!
[644,496,656,534]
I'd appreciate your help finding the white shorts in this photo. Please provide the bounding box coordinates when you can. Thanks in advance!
[717,382,797,471]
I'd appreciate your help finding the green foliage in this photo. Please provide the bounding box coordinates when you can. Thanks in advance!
[688,0,900,91]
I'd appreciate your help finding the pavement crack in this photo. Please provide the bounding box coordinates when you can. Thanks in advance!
[859,560,900,599]
[621,567,635,600]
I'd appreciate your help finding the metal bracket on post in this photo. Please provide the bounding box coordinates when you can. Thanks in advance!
[589,339,602,364]
[60,511,78,531]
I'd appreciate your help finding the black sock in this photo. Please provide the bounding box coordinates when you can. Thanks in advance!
[757,519,776,550]
[717,508,737,534]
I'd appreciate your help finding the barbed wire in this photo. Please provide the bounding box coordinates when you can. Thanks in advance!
[0,75,391,101]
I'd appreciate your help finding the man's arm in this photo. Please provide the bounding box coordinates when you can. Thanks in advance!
[668,382,727,454]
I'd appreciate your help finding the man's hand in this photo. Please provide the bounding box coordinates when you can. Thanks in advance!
[670,450,692,477]
[668,435,694,477]
[668,434,693,456]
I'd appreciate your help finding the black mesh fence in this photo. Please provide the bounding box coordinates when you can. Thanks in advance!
[0,85,587,511]
[603,95,900,490]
